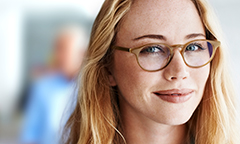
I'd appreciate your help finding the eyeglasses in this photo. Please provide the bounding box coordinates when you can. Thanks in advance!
[112,39,220,72]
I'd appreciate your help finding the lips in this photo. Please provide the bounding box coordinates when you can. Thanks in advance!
[153,89,194,103]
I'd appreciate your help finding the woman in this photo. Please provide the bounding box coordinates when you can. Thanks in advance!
[63,0,240,143]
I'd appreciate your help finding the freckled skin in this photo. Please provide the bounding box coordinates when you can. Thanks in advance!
[109,0,209,143]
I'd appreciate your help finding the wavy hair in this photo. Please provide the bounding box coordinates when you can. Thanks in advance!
[63,0,240,144]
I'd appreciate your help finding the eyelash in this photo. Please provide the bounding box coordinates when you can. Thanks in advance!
[141,46,165,53]
[188,43,205,50]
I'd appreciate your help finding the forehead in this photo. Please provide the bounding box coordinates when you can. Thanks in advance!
[116,0,205,44]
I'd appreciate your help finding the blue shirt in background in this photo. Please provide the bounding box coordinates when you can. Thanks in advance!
[21,73,77,144]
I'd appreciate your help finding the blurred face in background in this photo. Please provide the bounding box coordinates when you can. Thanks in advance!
[109,0,210,126]
[55,28,87,78]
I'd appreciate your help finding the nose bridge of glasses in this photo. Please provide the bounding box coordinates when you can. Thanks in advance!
[170,44,184,51]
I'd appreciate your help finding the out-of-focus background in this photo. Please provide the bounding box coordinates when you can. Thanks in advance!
[208,0,240,98]
[0,0,239,143]
[0,0,105,143]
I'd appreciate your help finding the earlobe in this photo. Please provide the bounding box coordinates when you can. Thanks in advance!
[108,69,117,86]
[108,74,117,86]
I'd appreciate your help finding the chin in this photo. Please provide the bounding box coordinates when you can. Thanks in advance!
[150,109,196,126]
[160,116,192,126]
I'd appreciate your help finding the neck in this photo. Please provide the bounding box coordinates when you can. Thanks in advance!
[120,100,187,144]
[58,66,79,81]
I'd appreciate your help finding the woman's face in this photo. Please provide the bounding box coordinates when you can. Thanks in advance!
[109,0,209,125]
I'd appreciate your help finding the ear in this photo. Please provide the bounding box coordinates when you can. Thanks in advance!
[108,70,117,86]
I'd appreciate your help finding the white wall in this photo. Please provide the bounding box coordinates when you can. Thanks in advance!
[209,0,240,100]
[0,3,24,122]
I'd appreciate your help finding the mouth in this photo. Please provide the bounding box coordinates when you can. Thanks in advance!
[153,89,194,103]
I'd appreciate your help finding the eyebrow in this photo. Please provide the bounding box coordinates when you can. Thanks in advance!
[133,33,206,41]
[133,34,166,41]
[185,33,206,39]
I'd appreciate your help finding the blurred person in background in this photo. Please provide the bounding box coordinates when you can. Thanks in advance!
[20,24,88,144]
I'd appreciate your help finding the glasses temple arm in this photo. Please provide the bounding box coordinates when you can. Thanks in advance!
[112,46,131,52]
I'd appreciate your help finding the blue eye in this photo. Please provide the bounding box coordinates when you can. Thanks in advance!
[146,47,161,53]
[186,43,205,51]
[140,45,165,54]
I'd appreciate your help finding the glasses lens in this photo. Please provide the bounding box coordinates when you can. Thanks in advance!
[137,44,170,71]
[183,40,213,67]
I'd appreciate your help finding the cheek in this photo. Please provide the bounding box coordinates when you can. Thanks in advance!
[112,51,155,99]
[191,64,210,91]
[188,64,210,114]
[113,51,140,87]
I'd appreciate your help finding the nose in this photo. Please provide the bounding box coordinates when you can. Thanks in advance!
[163,49,189,81]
